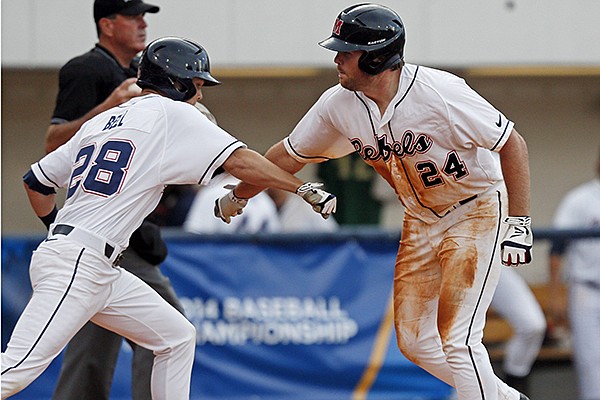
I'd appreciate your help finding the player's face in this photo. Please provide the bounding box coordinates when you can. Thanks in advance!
[334,51,370,91]
[110,14,148,54]
[185,78,205,105]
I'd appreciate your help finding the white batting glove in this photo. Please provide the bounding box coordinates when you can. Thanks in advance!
[214,187,248,224]
[500,216,533,266]
[295,182,337,219]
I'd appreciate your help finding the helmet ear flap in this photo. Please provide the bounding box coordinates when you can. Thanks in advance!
[359,51,403,75]
[167,76,198,101]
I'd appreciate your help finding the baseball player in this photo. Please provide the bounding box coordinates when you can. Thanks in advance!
[491,267,546,394]
[1,36,336,399]
[217,4,532,400]
[548,149,600,400]
[45,2,179,399]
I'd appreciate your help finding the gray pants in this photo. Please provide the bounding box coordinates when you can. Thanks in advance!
[51,249,185,400]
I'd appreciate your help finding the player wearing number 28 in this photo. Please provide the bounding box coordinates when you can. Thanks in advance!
[0,36,335,399]
[219,4,532,400]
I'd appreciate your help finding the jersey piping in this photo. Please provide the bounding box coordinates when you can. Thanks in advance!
[464,190,503,399]
[198,140,244,183]
[490,121,512,151]
[393,65,420,112]
[36,162,60,188]
[285,137,332,161]
[354,93,377,137]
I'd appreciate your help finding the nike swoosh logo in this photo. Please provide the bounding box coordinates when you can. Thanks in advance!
[495,114,502,127]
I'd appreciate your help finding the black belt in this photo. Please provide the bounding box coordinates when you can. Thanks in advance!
[52,224,120,262]
[458,194,478,206]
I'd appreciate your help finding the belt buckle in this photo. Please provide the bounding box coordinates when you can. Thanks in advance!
[113,252,124,266]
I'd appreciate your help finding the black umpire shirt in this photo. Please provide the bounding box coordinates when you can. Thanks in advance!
[51,44,138,124]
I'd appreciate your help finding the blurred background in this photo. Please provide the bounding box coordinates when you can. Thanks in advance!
[2,1,599,399]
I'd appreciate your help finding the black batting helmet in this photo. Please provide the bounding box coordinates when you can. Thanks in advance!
[319,3,405,75]
[137,36,220,102]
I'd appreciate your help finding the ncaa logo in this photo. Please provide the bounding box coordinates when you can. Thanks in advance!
[332,18,343,35]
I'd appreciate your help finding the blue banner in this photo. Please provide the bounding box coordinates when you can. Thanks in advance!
[2,232,453,400]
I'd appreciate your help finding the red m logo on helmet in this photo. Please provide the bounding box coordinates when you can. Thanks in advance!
[333,19,343,35]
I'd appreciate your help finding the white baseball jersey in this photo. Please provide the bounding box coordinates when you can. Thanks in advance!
[552,178,600,285]
[31,94,246,248]
[284,63,513,224]
[551,177,600,398]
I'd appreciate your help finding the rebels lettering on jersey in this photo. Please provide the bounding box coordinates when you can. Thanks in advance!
[350,130,432,162]
[284,64,513,224]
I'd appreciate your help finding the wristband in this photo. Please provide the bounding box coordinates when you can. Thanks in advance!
[39,206,58,230]
[229,189,249,204]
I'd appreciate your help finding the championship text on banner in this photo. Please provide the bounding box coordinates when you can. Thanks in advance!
[1,232,454,400]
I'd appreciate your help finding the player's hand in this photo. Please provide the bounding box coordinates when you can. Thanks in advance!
[295,182,337,219]
[500,216,533,266]
[214,187,248,223]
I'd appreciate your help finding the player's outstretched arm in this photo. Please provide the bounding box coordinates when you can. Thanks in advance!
[232,140,305,199]
[215,143,335,223]
[221,146,304,194]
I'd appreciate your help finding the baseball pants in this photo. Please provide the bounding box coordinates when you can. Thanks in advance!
[393,187,520,400]
[51,249,186,400]
[1,235,195,400]
[569,281,600,400]
[491,266,546,378]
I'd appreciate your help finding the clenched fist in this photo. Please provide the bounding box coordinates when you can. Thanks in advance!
[295,182,337,219]
[214,188,248,223]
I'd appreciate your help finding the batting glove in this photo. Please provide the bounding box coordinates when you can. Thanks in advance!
[500,216,533,266]
[214,187,248,224]
[296,182,337,219]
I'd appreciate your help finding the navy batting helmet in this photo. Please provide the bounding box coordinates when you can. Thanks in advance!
[319,3,405,75]
[137,37,220,101]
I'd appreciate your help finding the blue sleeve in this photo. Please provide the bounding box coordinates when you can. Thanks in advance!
[23,169,56,195]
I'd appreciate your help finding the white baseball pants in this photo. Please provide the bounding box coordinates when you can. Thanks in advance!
[393,188,521,400]
[1,234,195,399]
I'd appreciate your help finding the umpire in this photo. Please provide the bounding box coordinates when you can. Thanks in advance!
[44,1,186,399]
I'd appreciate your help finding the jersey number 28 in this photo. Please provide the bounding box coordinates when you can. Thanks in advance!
[67,140,135,199]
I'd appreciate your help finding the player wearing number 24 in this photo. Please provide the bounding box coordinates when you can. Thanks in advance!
[219,4,532,400]
[1,36,336,399]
